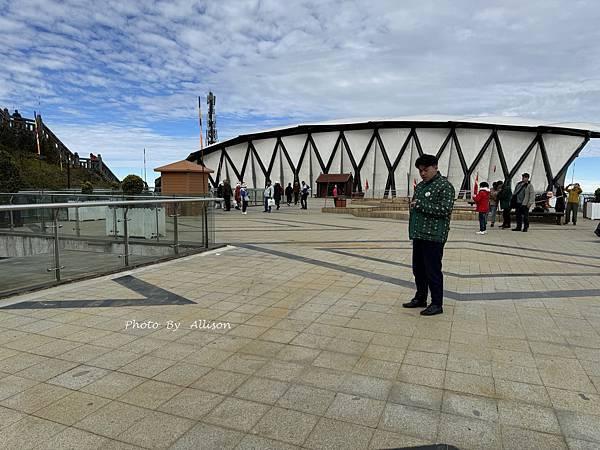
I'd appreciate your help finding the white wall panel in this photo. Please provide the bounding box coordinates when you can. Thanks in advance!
[542,134,585,177]
[248,150,266,189]
[252,138,277,172]
[497,130,537,173]
[224,143,248,180]
[513,143,544,191]
[436,140,451,176]
[281,134,308,170]
[379,128,411,165]
[470,141,494,190]
[415,128,450,155]
[394,137,419,196]
[446,140,465,193]
[455,129,492,168]
[359,138,388,195]
[487,142,503,183]
[311,132,339,170]
[344,130,374,164]
[201,151,221,182]
[297,142,321,192]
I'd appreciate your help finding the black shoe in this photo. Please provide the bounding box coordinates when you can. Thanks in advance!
[500,225,510,229]
[522,228,528,232]
[402,298,427,308]
[420,304,443,316]
[490,223,494,227]
[512,228,521,231]
[594,229,600,237]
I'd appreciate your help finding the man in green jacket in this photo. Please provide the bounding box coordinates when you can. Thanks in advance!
[403,154,455,316]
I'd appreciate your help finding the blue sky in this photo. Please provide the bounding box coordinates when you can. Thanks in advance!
[1,0,600,190]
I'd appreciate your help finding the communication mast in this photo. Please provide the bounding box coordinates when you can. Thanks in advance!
[206,91,218,145]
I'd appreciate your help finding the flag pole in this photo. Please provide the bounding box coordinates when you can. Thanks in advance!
[198,96,204,164]
[143,148,147,185]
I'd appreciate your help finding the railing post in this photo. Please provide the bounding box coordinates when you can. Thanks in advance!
[155,205,160,242]
[46,208,63,281]
[172,203,180,255]
[9,195,14,231]
[123,207,130,266]
[112,207,118,237]
[203,202,209,248]
[74,207,81,237]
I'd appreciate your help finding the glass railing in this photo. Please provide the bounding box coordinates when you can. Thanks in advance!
[0,197,218,297]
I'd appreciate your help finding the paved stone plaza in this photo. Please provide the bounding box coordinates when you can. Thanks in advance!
[1,202,600,449]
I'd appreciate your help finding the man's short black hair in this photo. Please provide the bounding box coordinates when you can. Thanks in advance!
[522,173,530,178]
[415,154,438,168]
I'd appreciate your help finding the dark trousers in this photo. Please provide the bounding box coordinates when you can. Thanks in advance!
[515,204,529,230]
[301,194,308,209]
[224,197,231,211]
[242,200,248,213]
[478,212,487,231]
[294,193,299,204]
[502,208,511,227]
[286,194,292,204]
[565,202,579,224]
[412,239,445,306]
[263,198,271,212]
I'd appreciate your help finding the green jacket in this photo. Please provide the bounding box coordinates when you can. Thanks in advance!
[409,172,455,243]
[497,184,512,210]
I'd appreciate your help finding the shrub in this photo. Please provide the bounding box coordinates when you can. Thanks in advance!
[0,149,23,192]
[121,174,145,195]
[81,181,94,194]
[595,187,600,201]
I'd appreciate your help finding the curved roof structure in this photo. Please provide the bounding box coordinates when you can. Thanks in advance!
[188,116,600,196]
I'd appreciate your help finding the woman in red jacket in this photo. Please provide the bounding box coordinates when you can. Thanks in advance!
[473,182,490,234]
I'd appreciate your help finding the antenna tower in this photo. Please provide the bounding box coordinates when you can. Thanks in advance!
[206,91,218,145]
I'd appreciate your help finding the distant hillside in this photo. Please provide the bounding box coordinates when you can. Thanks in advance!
[0,109,115,191]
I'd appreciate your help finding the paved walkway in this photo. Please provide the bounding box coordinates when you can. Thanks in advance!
[1,203,599,449]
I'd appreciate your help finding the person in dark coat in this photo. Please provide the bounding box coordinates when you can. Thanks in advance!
[554,185,566,225]
[498,179,512,228]
[222,180,233,211]
[285,183,293,206]
[293,181,300,205]
[273,182,282,210]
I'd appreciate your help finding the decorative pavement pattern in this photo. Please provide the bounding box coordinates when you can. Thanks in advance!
[0,203,599,449]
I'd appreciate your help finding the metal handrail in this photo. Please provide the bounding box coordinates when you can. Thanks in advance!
[0,197,222,212]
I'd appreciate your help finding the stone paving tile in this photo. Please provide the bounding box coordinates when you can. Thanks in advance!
[276,383,336,415]
[171,422,244,449]
[118,379,182,410]
[437,412,501,450]
[389,381,443,411]
[304,417,374,450]
[501,425,568,450]
[233,376,289,404]
[380,403,440,441]
[253,406,319,445]
[0,382,72,413]
[204,397,271,432]
[47,365,109,390]
[325,392,386,427]
[34,426,111,450]
[0,415,66,449]
[80,371,145,399]
[190,368,249,395]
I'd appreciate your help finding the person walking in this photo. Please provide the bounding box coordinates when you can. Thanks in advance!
[215,182,224,209]
[273,182,282,210]
[565,183,582,225]
[402,154,455,316]
[234,182,241,210]
[512,173,535,232]
[240,182,249,214]
[222,180,233,211]
[498,179,512,228]
[554,185,566,225]
[293,181,300,205]
[300,181,310,209]
[488,181,502,227]
[285,183,293,206]
[263,180,274,213]
[473,181,490,234]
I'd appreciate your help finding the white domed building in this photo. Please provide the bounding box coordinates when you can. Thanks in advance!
[187,116,600,196]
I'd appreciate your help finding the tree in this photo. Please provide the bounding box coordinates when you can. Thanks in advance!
[0,149,23,192]
[81,181,94,194]
[121,174,145,195]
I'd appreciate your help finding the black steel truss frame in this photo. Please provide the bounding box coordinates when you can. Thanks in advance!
[192,123,594,193]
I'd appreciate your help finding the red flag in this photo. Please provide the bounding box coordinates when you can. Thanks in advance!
[473,172,479,196]
[365,179,369,190]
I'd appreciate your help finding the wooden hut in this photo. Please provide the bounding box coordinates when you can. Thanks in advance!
[315,173,353,198]
[154,160,213,195]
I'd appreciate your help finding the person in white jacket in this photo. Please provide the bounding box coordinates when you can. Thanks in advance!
[263,180,274,213]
